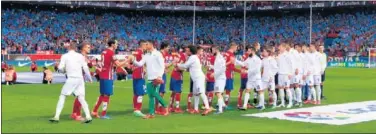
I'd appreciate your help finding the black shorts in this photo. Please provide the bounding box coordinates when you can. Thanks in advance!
[321,71,326,82]
[42,79,52,84]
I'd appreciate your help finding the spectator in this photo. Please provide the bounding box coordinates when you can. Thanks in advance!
[43,66,53,84]
[2,61,8,72]
[30,61,38,72]
[5,65,16,85]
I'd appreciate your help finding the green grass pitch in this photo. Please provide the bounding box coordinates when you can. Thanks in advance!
[2,68,376,133]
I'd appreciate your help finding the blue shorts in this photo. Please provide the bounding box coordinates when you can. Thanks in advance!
[225,79,234,91]
[206,82,215,92]
[133,78,146,96]
[100,79,114,96]
[170,77,183,93]
[159,74,167,93]
[189,78,193,93]
[240,78,248,90]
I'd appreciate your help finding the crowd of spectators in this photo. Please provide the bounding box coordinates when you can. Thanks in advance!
[1,4,376,57]
[114,1,355,7]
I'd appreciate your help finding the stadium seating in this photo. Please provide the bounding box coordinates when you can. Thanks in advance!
[1,5,375,55]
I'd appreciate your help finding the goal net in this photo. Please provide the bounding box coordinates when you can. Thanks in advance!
[368,48,376,68]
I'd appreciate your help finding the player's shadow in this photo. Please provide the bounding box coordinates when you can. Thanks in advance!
[108,109,134,116]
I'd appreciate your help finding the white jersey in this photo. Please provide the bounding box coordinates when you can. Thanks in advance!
[178,55,205,79]
[307,51,325,76]
[236,55,262,82]
[58,50,92,81]
[262,57,278,82]
[292,50,303,75]
[288,49,298,74]
[300,52,309,75]
[277,51,294,75]
[320,52,327,72]
[213,53,226,80]
[133,49,165,80]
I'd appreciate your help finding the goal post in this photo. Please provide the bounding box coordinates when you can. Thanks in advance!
[368,48,376,68]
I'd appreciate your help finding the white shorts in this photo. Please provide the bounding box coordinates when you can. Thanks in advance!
[313,75,322,85]
[214,79,226,93]
[246,80,262,91]
[292,74,302,84]
[61,77,85,96]
[278,74,290,88]
[262,81,276,91]
[193,77,206,94]
[306,75,314,86]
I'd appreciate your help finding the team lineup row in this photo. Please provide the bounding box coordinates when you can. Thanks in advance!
[49,39,327,123]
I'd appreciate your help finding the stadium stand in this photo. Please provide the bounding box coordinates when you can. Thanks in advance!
[1,2,375,58]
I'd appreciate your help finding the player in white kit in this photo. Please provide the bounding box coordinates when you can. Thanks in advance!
[261,47,279,109]
[208,46,227,114]
[305,44,326,105]
[302,45,314,103]
[49,42,93,123]
[235,47,262,110]
[177,45,212,115]
[276,43,294,108]
[293,44,304,107]
[286,43,300,106]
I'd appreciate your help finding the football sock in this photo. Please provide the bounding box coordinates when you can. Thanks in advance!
[225,90,230,105]
[93,96,103,113]
[169,92,175,108]
[194,95,200,111]
[136,96,143,111]
[208,92,214,107]
[321,85,324,98]
[175,93,181,108]
[243,92,250,108]
[101,96,109,116]
[73,97,81,116]
[290,87,296,102]
[200,93,210,109]
[253,91,258,104]
[133,96,137,111]
[54,95,66,119]
[218,96,224,112]
[286,89,292,105]
[315,85,321,102]
[237,89,244,107]
[187,93,193,110]
[310,86,317,101]
[296,87,302,103]
[278,89,285,105]
[259,92,265,107]
[272,90,277,106]
[77,96,91,119]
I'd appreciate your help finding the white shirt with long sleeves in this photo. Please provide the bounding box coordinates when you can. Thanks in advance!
[213,53,226,80]
[58,50,92,81]
[262,57,278,82]
[291,49,303,75]
[133,49,165,80]
[308,51,325,76]
[178,55,205,80]
[236,55,262,82]
[288,49,298,74]
[320,52,327,72]
[300,52,309,76]
[277,51,294,75]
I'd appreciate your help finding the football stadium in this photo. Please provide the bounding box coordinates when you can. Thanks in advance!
[1,1,376,133]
